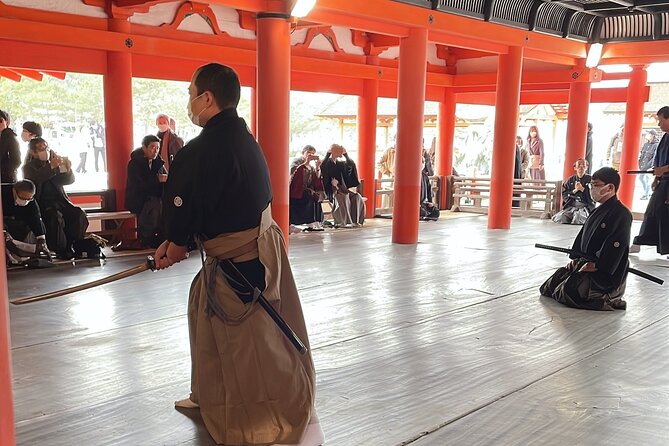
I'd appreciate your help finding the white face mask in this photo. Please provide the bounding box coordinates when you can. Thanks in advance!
[37,150,49,161]
[590,184,610,202]
[187,92,208,127]
[15,197,30,207]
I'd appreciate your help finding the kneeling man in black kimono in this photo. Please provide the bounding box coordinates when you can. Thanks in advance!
[541,167,632,310]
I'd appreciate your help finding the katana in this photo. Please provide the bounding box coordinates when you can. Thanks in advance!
[535,244,664,285]
[219,258,308,355]
[11,256,157,305]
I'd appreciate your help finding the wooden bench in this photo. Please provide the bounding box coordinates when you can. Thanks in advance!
[85,211,136,242]
[451,177,562,219]
[373,176,441,217]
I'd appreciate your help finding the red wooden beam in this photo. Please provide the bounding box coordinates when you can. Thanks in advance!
[42,70,67,80]
[0,68,21,81]
[456,86,649,105]
[307,0,585,58]
[10,68,43,81]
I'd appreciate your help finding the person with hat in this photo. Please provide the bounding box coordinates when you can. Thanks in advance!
[638,129,659,200]
[20,121,43,142]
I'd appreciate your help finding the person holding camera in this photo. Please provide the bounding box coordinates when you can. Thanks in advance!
[23,137,88,259]
[289,145,325,232]
[123,134,168,248]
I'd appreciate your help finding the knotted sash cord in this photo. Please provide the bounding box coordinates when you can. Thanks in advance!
[196,238,307,354]
[197,239,260,323]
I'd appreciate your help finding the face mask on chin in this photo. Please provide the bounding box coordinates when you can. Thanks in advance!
[15,198,30,207]
[187,92,209,127]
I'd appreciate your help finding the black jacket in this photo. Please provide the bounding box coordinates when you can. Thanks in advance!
[22,157,75,207]
[125,148,166,214]
[1,184,46,237]
[162,109,272,246]
[561,174,595,211]
[320,152,361,201]
[570,196,632,290]
[0,128,21,183]
[639,139,659,170]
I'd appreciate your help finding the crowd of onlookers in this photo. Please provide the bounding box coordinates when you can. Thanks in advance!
[1,108,185,265]
[289,138,440,234]
[510,123,663,226]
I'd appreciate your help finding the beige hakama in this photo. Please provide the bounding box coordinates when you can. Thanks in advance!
[186,207,316,445]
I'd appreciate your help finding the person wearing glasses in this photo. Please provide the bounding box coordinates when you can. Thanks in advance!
[541,167,632,310]
[23,137,88,259]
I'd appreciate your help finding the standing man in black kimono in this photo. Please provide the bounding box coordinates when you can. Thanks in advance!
[540,167,632,310]
[153,63,323,446]
[630,106,669,257]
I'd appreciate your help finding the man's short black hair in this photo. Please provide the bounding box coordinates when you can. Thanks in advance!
[23,121,43,137]
[14,179,36,196]
[0,109,8,122]
[142,134,160,147]
[194,63,241,110]
[657,106,669,119]
[592,167,621,192]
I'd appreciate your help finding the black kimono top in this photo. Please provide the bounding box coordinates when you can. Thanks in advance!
[162,109,272,246]
[562,174,595,211]
[569,196,632,290]
[1,184,46,237]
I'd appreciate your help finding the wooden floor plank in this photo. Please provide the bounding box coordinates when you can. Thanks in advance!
[7,215,668,445]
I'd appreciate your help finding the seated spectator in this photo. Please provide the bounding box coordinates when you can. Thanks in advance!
[289,145,325,232]
[20,121,42,143]
[2,180,49,255]
[23,137,88,259]
[156,114,184,168]
[321,144,365,227]
[552,158,595,225]
[124,135,167,248]
[420,155,439,221]
[0,109,20,183]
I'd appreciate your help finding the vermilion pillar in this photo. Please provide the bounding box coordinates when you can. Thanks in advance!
[436,89,456,177]
[488,46,523,230]
[357,63,379,219]
[618,65,648,207]
[563,81,591,179]
[103,18,133,211]
[250,86,257,137]
[392,28,428,244]
[437,89,456,210]
[256,13,291,238]
[0,209,15,445]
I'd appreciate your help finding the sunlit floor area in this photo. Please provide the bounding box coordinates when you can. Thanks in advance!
[7,214,669,446]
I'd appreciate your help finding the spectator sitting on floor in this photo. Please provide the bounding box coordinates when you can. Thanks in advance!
[2,179,49,255]
[123,135,168,249]
[22,137,88,259]
[552,158,595,225]
[321,144,365,227]
[289,145,325,232]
